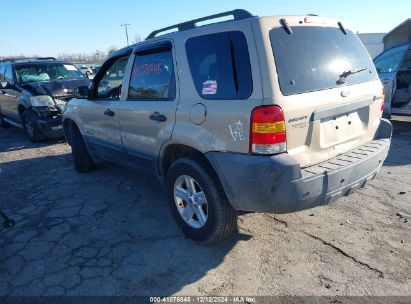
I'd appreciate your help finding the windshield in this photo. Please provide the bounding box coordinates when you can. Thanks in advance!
[270,26,378,95]
[15,63,85,84]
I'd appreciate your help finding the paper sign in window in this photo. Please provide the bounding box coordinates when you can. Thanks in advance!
[64,65,78,71]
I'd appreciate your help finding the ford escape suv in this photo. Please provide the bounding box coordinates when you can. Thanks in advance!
[0,57,90,142]
[63,10,392,242]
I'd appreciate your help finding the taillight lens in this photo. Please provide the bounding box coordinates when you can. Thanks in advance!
[381,86,385,112]
[250,105,286,155]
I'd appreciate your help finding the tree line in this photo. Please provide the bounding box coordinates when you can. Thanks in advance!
[0,47,117,65]
[57,47,119,65]
[2,35,142,65]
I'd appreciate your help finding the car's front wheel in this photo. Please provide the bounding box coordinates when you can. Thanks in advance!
[22,111,44,142]
[166,155,237,242]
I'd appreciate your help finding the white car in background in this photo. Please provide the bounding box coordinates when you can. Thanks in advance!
[79,66,93,78]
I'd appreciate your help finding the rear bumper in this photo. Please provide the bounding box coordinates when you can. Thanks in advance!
[206,119,392,214]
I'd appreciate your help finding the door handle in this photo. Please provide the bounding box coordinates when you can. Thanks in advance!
[104,109,115,117]
[149,112,167,122]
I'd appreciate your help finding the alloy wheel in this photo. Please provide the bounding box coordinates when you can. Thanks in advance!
[173,175,208,229]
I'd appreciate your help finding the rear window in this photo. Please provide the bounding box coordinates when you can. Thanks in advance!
[270,26,377,96]
[186,31,252,100]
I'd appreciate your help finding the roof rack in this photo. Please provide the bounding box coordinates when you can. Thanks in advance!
[0,57,58,63]
[146,9,254,40]
[34,57,58,61]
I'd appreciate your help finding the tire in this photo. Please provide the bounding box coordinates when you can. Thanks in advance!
[166,155,237,242]
[68,122,94,173]
[22,111,45,142]
[0,110,10,128]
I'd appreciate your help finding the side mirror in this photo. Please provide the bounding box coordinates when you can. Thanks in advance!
[73,86,90,99]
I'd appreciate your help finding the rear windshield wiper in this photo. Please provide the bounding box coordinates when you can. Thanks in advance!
[337,67,368,84]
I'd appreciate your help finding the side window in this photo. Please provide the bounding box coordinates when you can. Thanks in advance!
[96,56,130,99]
[4,65,15,85]
[399,48,411,71]
[374,44,408,73]
[186,31,252,100]
[0,64,5,82]
[128,45,175,100]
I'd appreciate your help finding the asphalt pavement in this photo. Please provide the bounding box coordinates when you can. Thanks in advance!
[0,117,410,296]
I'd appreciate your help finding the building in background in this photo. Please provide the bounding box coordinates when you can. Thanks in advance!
[357,33,386,58]
[357,19,411,59]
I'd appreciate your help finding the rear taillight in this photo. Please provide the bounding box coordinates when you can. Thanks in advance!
[381,86,385,111]
[250,105,286,155]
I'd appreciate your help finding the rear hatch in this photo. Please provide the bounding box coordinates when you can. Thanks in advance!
[258,17,384,168]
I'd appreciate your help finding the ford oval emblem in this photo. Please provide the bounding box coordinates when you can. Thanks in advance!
[341,90,350,97]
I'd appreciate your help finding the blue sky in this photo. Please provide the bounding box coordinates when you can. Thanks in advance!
[0,0,409,56]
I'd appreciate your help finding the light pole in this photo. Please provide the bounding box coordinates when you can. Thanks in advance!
[121,24,131,46]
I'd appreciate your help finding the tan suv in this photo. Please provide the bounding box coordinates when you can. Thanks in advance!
[63,10,392,241]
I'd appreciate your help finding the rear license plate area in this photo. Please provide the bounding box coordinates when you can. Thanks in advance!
[320,108,368,148]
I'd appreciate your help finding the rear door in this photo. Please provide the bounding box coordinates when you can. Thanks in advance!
[117,41,178,171]
[374,43,409,116]
[265,21,383,168]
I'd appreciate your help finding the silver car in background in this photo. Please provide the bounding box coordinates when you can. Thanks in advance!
[374,19,411,118]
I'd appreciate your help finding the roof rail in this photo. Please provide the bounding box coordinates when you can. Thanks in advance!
[34,57,58,61]
[146,9,254,40]
[0,57,58,63]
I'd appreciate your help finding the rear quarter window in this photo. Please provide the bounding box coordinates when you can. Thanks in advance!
[186,31,253,100]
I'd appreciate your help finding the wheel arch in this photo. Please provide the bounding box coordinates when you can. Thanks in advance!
[63,118,76,145]
[62,110,86,145]
[159,143,214,177]
[18,104,28,118]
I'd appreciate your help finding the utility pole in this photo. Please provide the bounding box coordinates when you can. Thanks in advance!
[120,24,131,46]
